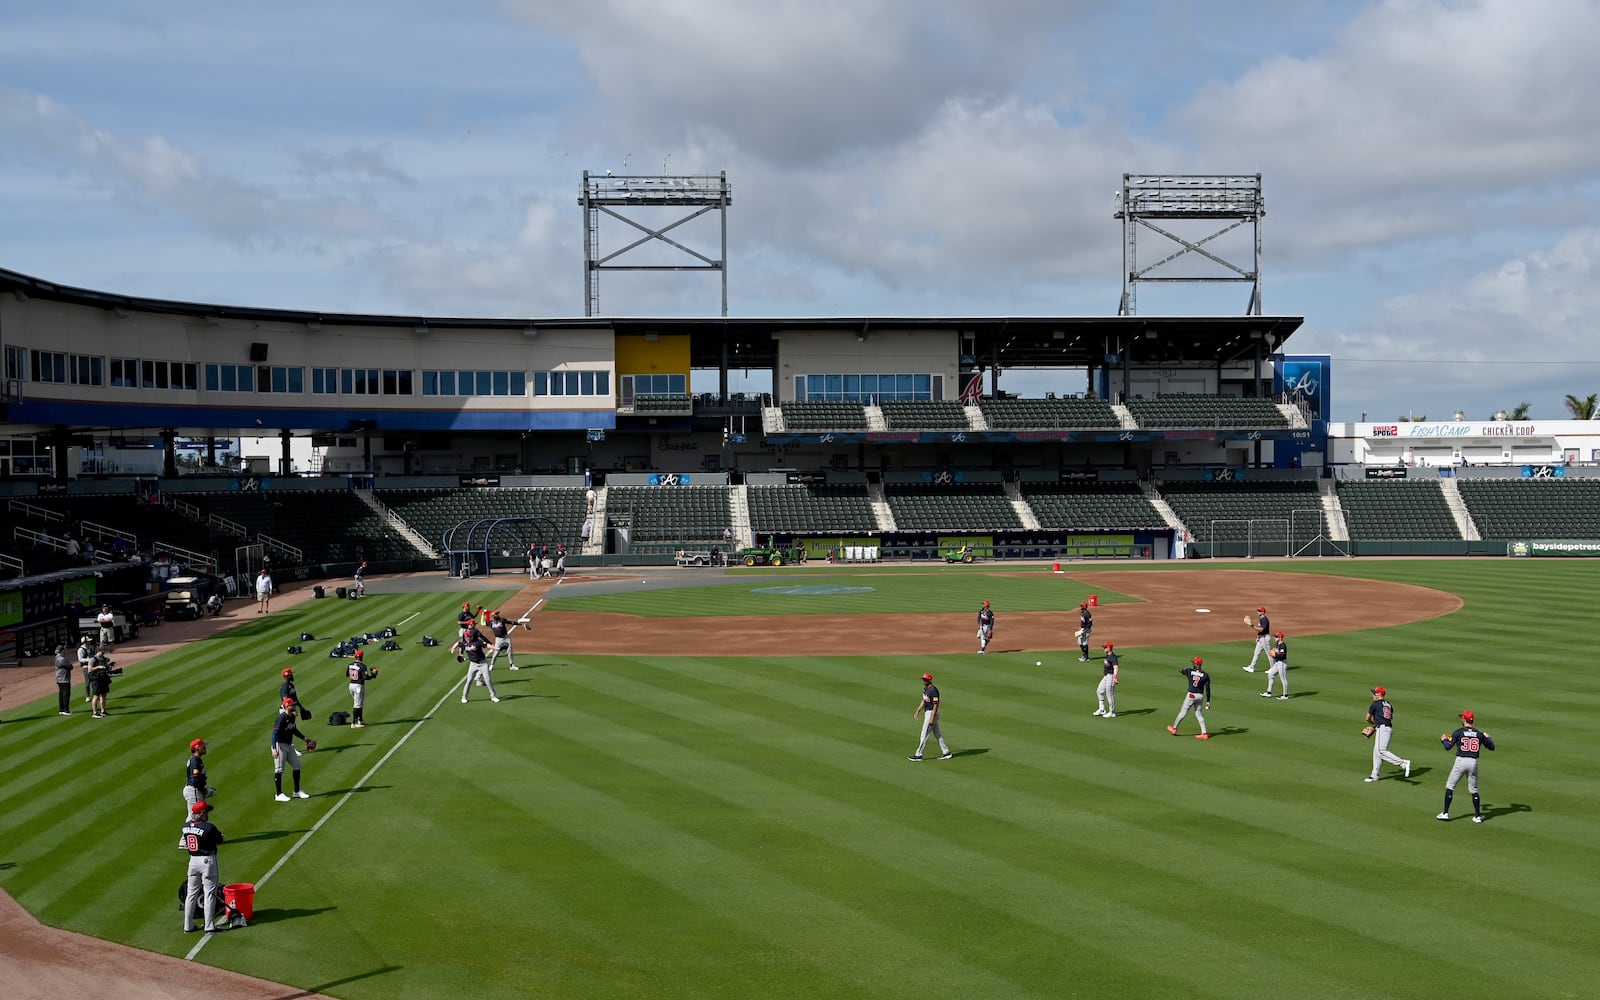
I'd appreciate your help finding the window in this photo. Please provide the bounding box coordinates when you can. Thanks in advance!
[341,368,380,395]
[70,354,104,387]
[616,373,683,398]
[3,345,23,381]
[796,372,936,402]
[534,371,548,396]
[143,360,198,389]
[312,368,338,394]
[439,371,455,395]
[109,358,137,387]
[32,350,67,384]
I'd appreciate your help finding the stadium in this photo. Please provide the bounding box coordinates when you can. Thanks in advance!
[0,173,1594,998]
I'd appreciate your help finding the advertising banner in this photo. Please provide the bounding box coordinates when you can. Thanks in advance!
[1506,540,1600,557]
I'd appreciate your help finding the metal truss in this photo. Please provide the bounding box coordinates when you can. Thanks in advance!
[580,171,732,317]
[1115,174,1264,316]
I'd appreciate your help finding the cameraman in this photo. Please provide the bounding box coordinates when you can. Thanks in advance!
[88,644,117,718]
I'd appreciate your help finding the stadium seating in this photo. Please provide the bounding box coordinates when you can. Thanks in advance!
[1021,482,1167,530]
[198,491,416,563]
[779,402,868,431]
[1336,481,1462,540]
[606,486,731,544]
[378,488,588,553]
[878,401,970,430]
[1155,480,1323,553]
[630,393,693,414]
[884,483,1022,531]
[747,484,877,534]
[1455,479,1600,539]
[980,397,1121,429]
[1125,395,1288,429]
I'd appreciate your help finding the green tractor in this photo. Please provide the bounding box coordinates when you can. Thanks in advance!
[943,544,978,564]
[736,545,786,567]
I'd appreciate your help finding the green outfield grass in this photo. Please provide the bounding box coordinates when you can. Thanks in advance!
[1,562,1596,999]
[548,569,1131,616]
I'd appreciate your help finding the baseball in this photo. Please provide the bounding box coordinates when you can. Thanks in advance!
[1035,660,1042,666]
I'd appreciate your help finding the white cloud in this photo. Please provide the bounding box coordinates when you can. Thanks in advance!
[0,87,408,246]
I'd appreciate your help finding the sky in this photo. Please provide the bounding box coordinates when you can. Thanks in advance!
[4,0,1600,423]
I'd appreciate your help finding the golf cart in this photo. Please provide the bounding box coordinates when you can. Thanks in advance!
[943,544,978,564]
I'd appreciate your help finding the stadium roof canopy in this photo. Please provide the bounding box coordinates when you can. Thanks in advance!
[0,266,1303,370]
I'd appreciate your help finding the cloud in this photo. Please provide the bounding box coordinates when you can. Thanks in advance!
[0,86,407,246]
[294,145,416,187]
[1173,0,1600,259]
[1306,228,1600,419]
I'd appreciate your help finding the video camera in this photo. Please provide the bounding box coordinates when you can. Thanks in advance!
[92,652,124,676]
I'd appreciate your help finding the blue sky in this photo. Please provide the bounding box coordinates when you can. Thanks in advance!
[4,0,1600,422]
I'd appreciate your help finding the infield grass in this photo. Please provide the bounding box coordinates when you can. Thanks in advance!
[0,561,1595,999]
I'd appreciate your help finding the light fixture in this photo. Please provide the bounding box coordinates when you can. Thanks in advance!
[12,290,27,302]
[204,315,221,327]
[644,332,658,342]
[522,327,538,338]
[413,324,430,335]
[113,306,131,319]
[306,319,322,332]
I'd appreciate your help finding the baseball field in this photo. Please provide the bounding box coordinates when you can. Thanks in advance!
[0,558,1595,999]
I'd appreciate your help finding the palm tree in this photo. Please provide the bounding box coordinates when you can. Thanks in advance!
[1563,393,1598,419]
[1510,401,1533,419]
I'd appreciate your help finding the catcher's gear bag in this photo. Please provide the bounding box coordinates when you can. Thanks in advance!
[285,645,303,655]
[365,632,380,642]
[421,635,440,647]
[381,639,401,651]
[380,626,398,639]
[312,585,326,599]
[300,631,316,641]
[329,643,352,658]
[328,711,351,726]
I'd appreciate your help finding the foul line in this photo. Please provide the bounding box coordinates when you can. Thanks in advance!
[185,676,462,962]
[520,577,561,620]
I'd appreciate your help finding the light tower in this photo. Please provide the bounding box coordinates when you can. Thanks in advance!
[579,170,733,317]
[1114,173,1264,316]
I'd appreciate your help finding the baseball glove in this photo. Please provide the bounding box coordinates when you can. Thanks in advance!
[1361,726,1375,739]
[303,738,318,752]
[1074,628,1085,640]
[1243,615,1253,625]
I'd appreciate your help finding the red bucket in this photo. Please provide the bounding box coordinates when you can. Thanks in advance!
[1088,594,1099,607]
[223,883,255,921]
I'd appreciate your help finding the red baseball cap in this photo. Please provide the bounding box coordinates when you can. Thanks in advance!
[981,600,990,606]
[1103,642,1113,649]
[1079,601,1089,608]
[921,672,933,682]
[1257,606,1267,613]
[1192,656,1204,666]
[1460,710,1474,723]
[189,738,206,752]
[1274,632,1284,638]
[282,696,296,708]
[1371,686,1386,697]
[353,649,364,657]
[191,800,212,815]
[282,668,294,677]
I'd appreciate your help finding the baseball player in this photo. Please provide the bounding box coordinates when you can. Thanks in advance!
[183,738,216,819]
[352,561,368,598]
[1363,686,1411,782]
[271,697,313,801]
[909,671,952,761]
[1438,710,1495,823]
[1167,656,1212,739]
[1075,602,1093,661]
[1261,632,1290,699]
[976,600,995,654]
[279,668,310,718]
[180,800,227,934]
[1093,642,1119,717]
[346,649,376,728]
[459,634,501,704]
[457,601,476,629]
[1244,606,1270,671]
[488,611,520,670]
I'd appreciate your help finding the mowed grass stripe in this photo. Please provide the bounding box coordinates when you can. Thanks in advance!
[578,653,1600,926]
[535,657,1575,994]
